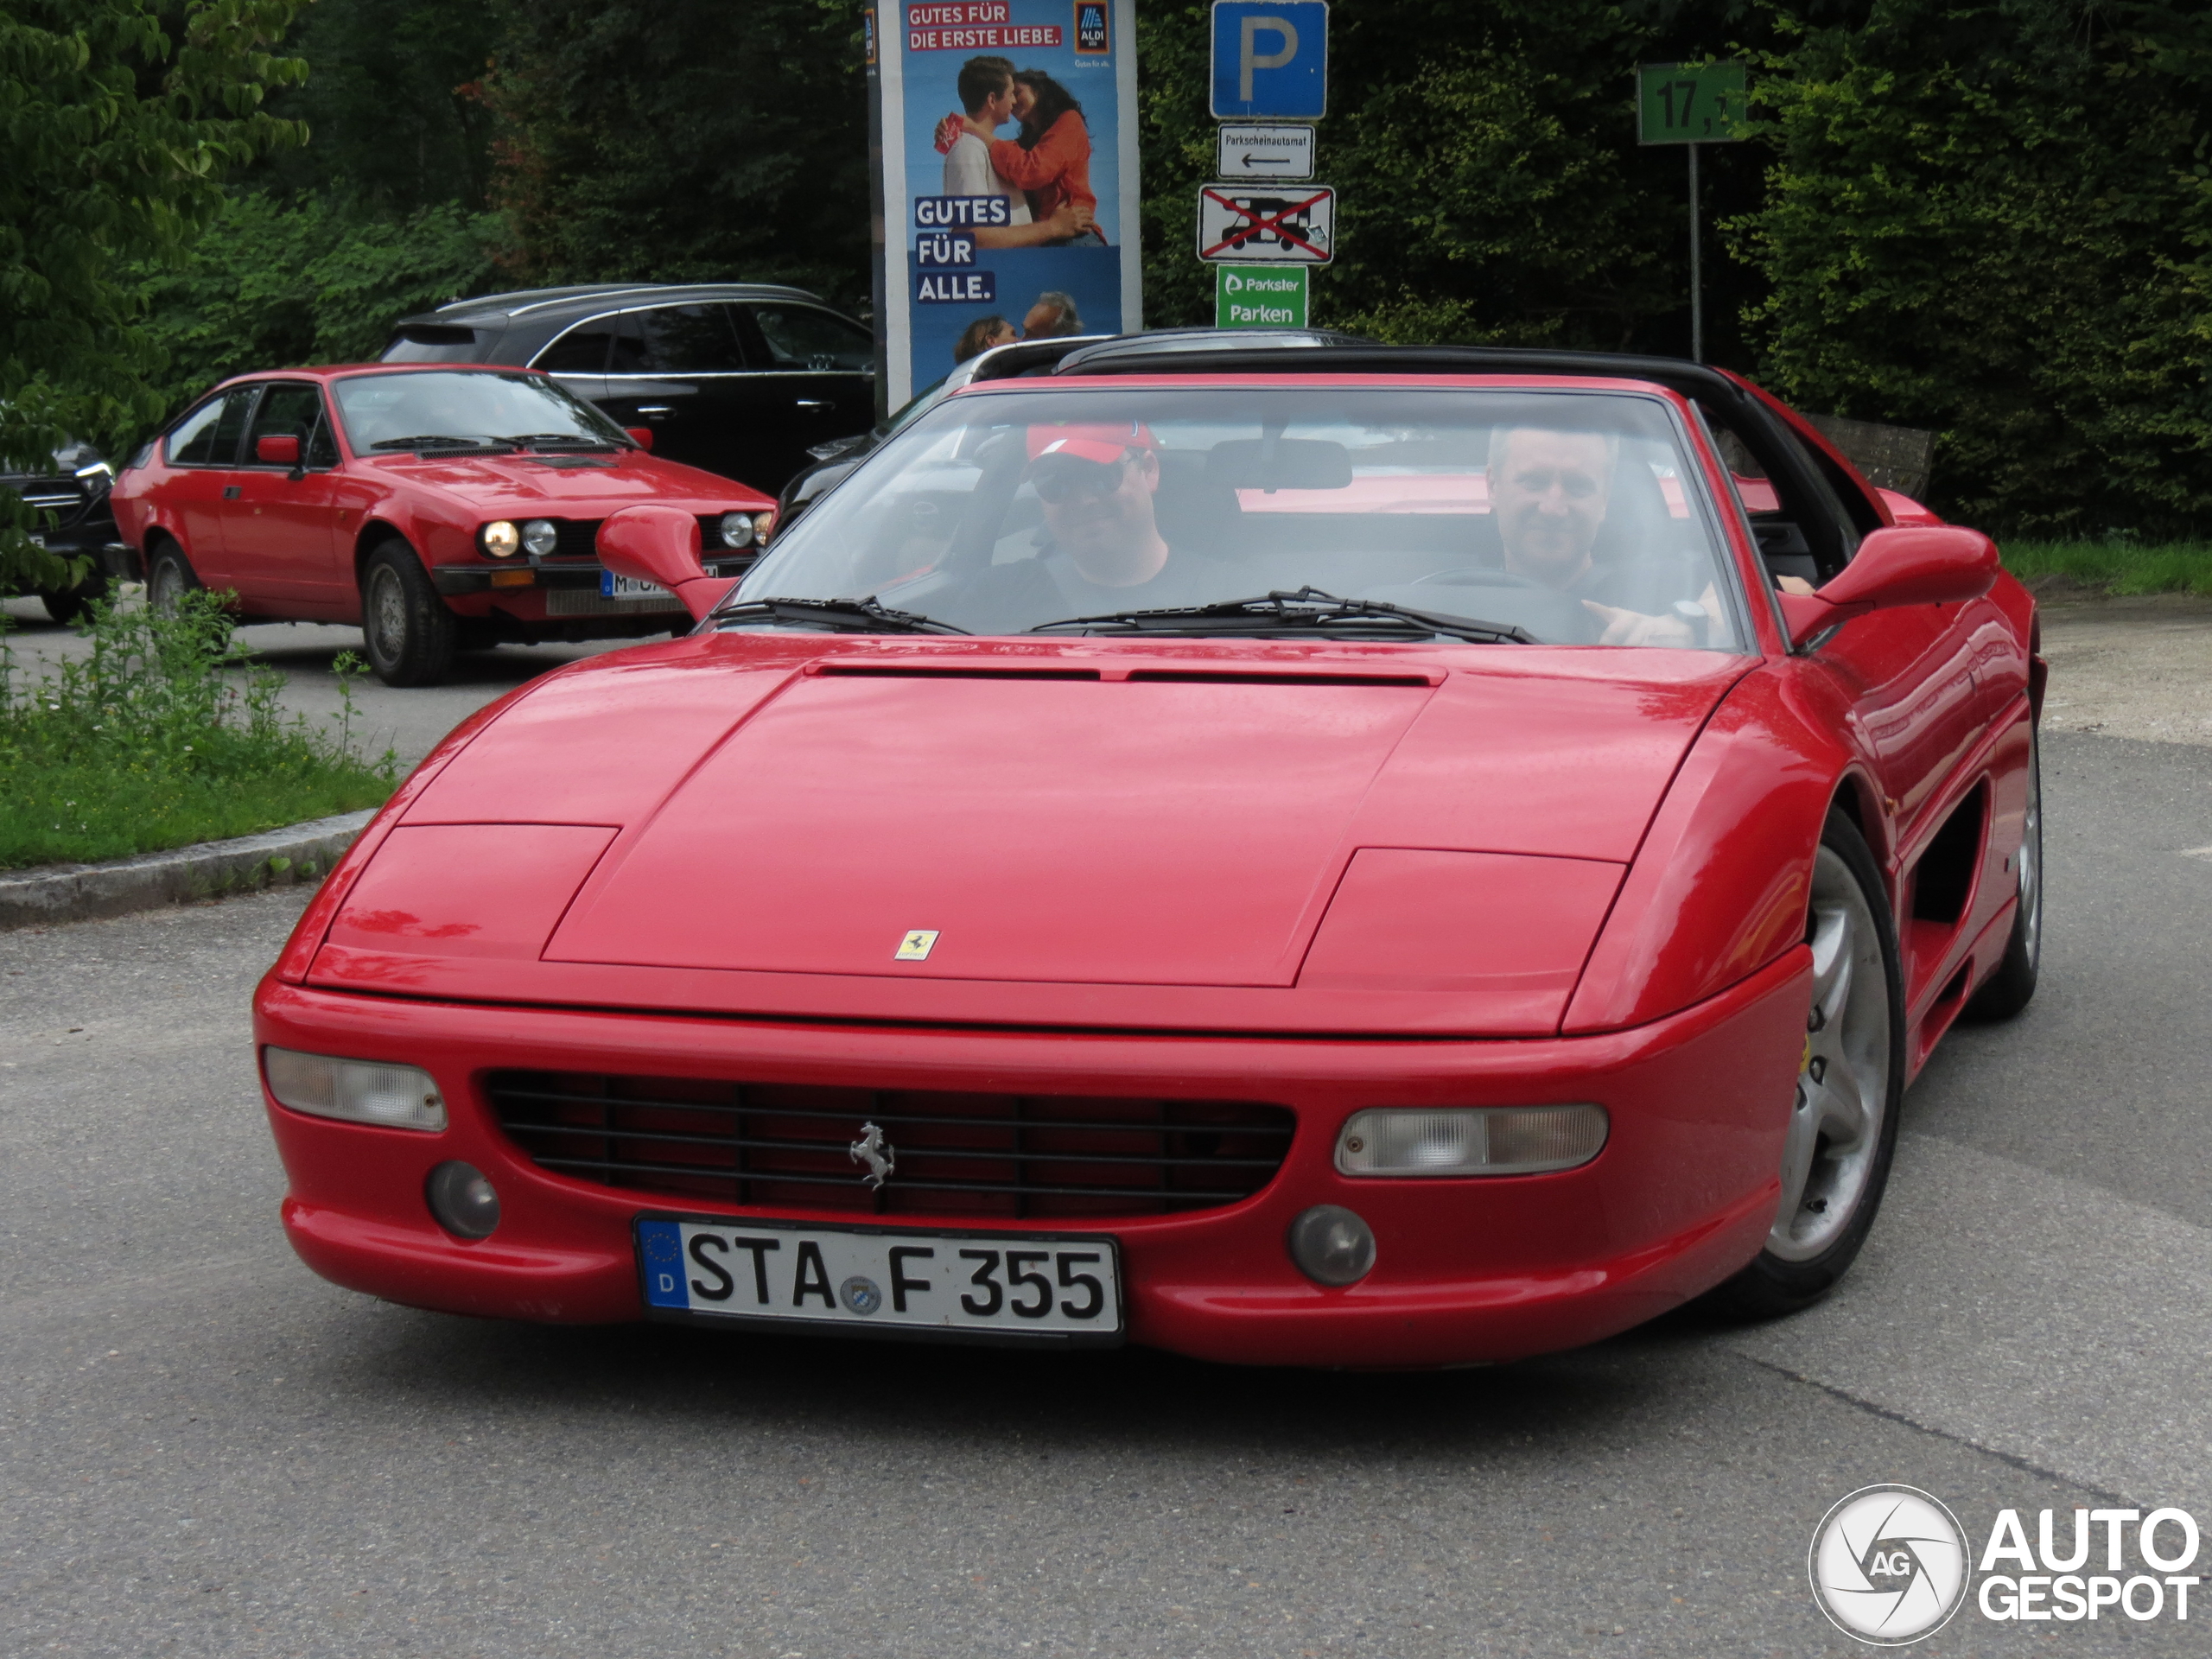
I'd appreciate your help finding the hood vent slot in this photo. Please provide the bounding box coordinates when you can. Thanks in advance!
[814,664,1102,681]
[1125,669,1436,688]
[810,664,1437,687]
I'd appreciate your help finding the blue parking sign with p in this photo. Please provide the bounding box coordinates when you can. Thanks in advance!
[1211,1,1327,120]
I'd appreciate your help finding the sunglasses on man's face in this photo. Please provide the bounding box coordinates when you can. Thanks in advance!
[1033,453,1132,505]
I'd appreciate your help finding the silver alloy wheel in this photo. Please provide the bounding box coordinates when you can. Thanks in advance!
[1769,845,1892,1262]
[149,557,185,613]
[2017,737,2043,969]
[366,563,408,660]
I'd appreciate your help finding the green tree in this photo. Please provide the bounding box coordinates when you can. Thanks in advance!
[247,0,504,213]
[1737,0,2212,536]
[127,190,505,415]
[2,0,308,592]
[1135,0,1770,354]
[483,0,874,306]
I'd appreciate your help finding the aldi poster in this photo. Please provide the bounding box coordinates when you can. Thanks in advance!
[870,0,1141,410]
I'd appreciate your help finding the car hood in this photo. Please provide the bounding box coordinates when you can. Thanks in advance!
[360,449,771,510]
[310,637,1749,1030]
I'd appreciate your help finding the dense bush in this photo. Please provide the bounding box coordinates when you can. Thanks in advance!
[0,592,395,868]
[126,190,506,419]
[1737,0,2212,537]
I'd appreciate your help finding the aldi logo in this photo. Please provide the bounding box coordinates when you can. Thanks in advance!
[1074,1,1108,54]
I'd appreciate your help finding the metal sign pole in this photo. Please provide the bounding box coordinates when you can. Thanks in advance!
[1688,142,1702,365]
[1637,60,1741,365]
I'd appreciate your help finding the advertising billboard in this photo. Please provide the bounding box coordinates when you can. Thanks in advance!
[871,1,1141,411]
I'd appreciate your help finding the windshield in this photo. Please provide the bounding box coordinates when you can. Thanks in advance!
[733,385,1748,649]
[331,370,631,451]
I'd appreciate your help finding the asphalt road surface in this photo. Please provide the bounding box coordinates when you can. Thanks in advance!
[4,724,2211,1657]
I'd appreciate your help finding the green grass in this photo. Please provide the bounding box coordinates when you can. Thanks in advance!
[0,593,397,870]
[2000,540,2212,596]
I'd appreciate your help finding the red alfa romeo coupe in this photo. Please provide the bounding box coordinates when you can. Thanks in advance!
[253,342,2043,1368]
[109,364,778,685]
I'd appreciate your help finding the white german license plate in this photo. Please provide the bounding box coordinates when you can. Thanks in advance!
[637,1217,1122,1343]
[600,570,672,601]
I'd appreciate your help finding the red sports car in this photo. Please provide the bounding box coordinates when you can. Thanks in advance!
[109,364,778,685]
[252,342,2042,1368]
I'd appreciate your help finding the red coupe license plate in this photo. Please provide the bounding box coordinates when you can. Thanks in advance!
[636,1217,1124,1343]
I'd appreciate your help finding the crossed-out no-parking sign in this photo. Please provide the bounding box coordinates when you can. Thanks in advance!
[1195,184,1335,264]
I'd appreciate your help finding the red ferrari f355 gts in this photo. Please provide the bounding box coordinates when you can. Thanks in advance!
[253,340,2041,1368]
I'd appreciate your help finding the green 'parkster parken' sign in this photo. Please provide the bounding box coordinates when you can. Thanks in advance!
[1217,264,1309,327]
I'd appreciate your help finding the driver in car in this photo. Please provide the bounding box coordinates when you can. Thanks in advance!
[1490,425,1719,647]
[964,423,1227,627]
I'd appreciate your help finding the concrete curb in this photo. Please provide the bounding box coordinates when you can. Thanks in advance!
[0,810,376,931]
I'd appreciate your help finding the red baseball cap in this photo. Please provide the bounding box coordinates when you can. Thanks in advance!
[1026,419,1156,466]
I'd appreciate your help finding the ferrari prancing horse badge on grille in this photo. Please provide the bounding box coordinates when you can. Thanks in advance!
[894,929,939,961]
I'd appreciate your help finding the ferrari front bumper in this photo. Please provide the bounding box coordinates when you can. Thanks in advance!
[253,949,1811,1369]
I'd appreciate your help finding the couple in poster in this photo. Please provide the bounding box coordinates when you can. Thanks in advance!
[938,54,1103,250]
[938,53,1103,363]
[885,0,1136,403]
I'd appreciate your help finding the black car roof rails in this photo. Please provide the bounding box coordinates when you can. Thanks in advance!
[421,281,824,321]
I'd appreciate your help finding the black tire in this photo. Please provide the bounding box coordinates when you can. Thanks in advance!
[146,543,203,614]
[1707,809,1907,1319]
[1964,727,2042,1021]
[359,540,456,687]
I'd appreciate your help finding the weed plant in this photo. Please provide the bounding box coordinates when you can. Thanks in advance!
[2001,541,2212,597]
[0,592,397,869]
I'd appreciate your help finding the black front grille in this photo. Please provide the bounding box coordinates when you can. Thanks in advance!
[486,1071,1297,1219]
[537,517,748,562]
[549,519,602,560]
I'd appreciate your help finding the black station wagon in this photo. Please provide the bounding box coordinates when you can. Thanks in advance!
[382,283,877,496]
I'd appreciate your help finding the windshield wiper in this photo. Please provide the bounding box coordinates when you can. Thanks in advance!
[713,596,971,635]
[367,434,516,453]
[499,432,621,452]
[1027,587,1534,645]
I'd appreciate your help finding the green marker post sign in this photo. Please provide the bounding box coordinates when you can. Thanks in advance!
[1636,60,1745,144]
[1636,61,1745,364]
[1217,264,1308,328]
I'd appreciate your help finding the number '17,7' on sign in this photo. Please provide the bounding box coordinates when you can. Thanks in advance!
[1636,60,1747,144]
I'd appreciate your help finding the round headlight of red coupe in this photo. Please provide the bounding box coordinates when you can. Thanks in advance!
[480,519,520,558]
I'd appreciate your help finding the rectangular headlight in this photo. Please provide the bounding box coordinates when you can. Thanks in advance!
[263,1046,447,1131]
[1335,1106,1607,1177]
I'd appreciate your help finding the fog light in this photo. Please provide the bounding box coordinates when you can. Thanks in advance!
[481,519,519,557]
[1287,1205,1376,1287]
[718,511,755,548]
[263,1046,445,1131]
[425,1161,500,1239]
[521,518,559,556]
[1336,1106,1608,1177]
